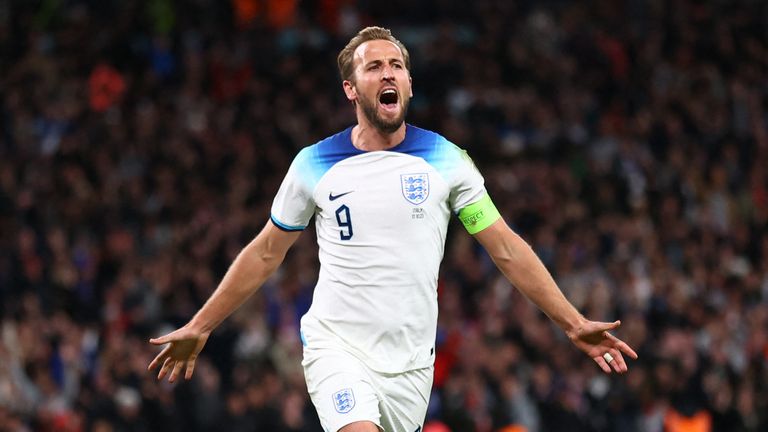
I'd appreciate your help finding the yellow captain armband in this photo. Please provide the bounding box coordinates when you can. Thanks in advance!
[458,193,501,234]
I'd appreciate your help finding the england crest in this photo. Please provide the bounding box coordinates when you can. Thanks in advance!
[401,173,429,205]
[332,388,355,413]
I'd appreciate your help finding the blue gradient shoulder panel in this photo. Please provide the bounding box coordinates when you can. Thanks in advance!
[396,124,464,179]
[293,127,361,189]
[294,124,465,190]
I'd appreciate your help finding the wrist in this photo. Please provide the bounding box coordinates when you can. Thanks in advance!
[562,314,588,341]
[187,317,215,336]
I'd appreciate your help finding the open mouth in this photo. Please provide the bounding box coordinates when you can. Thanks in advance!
[378,89,399,111]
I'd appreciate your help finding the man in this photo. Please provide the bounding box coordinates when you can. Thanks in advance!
[148,27,638,432]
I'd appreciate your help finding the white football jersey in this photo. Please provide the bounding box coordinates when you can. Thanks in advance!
[271,124,486,373]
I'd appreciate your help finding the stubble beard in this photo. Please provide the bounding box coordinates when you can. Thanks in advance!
[357,91,409,134]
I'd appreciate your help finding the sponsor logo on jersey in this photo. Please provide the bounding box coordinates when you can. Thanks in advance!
[400,173,429,205]
[329,191,354,201]
[332,388,355,413]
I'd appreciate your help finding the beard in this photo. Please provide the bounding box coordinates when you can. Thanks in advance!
[357,90,409,134]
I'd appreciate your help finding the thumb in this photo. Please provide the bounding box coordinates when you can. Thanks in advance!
[600,320,621,332]
[149,329,183,345]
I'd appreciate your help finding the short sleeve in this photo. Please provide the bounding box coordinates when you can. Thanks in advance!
[447,146,487,213]
[270,148,317,231]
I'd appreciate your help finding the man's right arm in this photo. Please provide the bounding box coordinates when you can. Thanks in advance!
[188,221,301,333]
[148,220,301,382]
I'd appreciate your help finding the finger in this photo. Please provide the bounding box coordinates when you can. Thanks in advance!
[148,354,164,372]
[185,357,197,380]
[594,356,612,374]
[605,333,639,359]
[157,357,173,380]
[598,320,621,334]
[169,360,184,383]
[148,345,171,371]
[157,357,173,381]
[609,348,627,373]
[149,333,176,346]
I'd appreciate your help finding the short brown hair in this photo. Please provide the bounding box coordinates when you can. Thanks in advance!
[337,26,411,82]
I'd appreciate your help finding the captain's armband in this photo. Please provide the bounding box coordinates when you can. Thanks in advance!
[458,194,501,234]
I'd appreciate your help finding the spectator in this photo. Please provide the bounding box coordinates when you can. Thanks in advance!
[1,1,766,431]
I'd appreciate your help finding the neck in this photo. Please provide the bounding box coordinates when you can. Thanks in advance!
[351,114,406,151]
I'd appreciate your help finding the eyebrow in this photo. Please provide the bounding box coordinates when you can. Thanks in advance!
[364,58,404,67]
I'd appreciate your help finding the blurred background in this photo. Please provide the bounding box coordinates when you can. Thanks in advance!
[1,0,767,431]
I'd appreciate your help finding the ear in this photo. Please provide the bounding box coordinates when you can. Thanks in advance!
[409,75,413,98]
[343,80,357,103]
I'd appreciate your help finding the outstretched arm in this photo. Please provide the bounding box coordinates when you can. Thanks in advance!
[148,221,301,382]
[473,218,638,373]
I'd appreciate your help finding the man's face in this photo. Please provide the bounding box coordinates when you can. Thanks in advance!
[344,40,412,134]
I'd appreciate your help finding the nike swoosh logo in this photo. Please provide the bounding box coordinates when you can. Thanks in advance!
[329,191,353,201]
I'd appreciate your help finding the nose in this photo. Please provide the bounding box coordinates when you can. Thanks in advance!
[381,65,395,81]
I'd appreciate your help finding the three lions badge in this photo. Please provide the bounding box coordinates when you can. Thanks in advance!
[401,173,429,205]
[332,388,355,413]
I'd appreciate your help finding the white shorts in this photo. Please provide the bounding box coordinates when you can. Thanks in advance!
[302,347,433,432]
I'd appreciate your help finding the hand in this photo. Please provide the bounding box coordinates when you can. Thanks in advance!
[567,320,638,374]
[147,326,210,383]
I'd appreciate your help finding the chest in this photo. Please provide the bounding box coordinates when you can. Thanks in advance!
[313,154,450,235]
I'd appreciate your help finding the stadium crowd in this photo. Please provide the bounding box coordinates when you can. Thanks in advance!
[1,0,767,431]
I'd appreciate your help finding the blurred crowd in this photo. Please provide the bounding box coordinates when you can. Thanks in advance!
[1,0,767,431]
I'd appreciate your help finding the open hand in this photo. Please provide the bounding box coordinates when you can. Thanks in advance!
[147,326,210,383]
[568,320,638,374]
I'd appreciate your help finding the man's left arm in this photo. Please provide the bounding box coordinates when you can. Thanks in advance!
[473,218,638,374]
